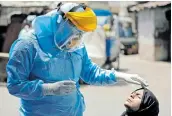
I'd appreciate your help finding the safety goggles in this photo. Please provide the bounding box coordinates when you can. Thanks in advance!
[54,19,84,51]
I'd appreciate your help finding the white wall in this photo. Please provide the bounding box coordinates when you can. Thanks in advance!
[138,9,155,61]
[154,7,170,61]
[137,7,170,61]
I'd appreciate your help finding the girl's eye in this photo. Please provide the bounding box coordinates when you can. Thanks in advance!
[136,93,141,99]
[137,96,141,99]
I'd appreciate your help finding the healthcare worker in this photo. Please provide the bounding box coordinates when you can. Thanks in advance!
[6,2,148,116]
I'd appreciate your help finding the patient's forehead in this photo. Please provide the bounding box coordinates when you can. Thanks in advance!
[136,89,144,94]
[132,89,144,97]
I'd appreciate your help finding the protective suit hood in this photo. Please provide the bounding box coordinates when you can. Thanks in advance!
[32,10,61,54]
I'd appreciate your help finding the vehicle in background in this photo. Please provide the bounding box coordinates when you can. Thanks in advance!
[113,15,138,55]
[94,9,121,70]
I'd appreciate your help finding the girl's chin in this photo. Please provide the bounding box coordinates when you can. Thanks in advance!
[124,101,129,106]
[124,102,131,109]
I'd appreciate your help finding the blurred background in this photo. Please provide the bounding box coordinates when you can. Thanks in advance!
[0,1,171,116]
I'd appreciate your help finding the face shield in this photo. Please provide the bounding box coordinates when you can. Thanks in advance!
[54,18,84,52]
[54,3,97,52]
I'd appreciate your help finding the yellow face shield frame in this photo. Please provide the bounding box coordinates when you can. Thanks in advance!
[65,7,97,32]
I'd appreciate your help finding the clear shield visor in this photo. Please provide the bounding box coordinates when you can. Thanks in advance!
[54,19,84,51]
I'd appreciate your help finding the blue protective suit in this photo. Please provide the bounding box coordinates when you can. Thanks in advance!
[6,10,117,116]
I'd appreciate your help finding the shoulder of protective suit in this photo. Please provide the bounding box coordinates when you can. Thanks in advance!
[8,38,37,59]
[11,39,35,52]
[10,31,37,53]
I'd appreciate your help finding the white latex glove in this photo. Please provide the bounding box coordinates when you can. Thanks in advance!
[42,80,76,96]
[112,68,148,87]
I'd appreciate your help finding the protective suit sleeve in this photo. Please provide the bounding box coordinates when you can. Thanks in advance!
[80,47,117,85]
[6,39,44,100]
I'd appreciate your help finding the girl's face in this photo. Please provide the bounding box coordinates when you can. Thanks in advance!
[124,89,144,111]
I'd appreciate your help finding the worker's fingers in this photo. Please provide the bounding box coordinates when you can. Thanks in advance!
[62,81,76,85]
[131,76,149,87]
[62,85,76,94]
[62,84,76,89]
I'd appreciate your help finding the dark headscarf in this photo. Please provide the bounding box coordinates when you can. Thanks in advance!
[121,88,159,116]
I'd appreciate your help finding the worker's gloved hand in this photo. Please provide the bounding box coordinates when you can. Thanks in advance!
[42,80,76,96]
[112,68,148,87]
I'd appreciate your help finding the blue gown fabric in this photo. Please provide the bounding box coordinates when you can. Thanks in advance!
[6,9,117,116]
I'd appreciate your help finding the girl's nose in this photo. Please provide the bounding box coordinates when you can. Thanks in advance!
[130,93,136,98]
